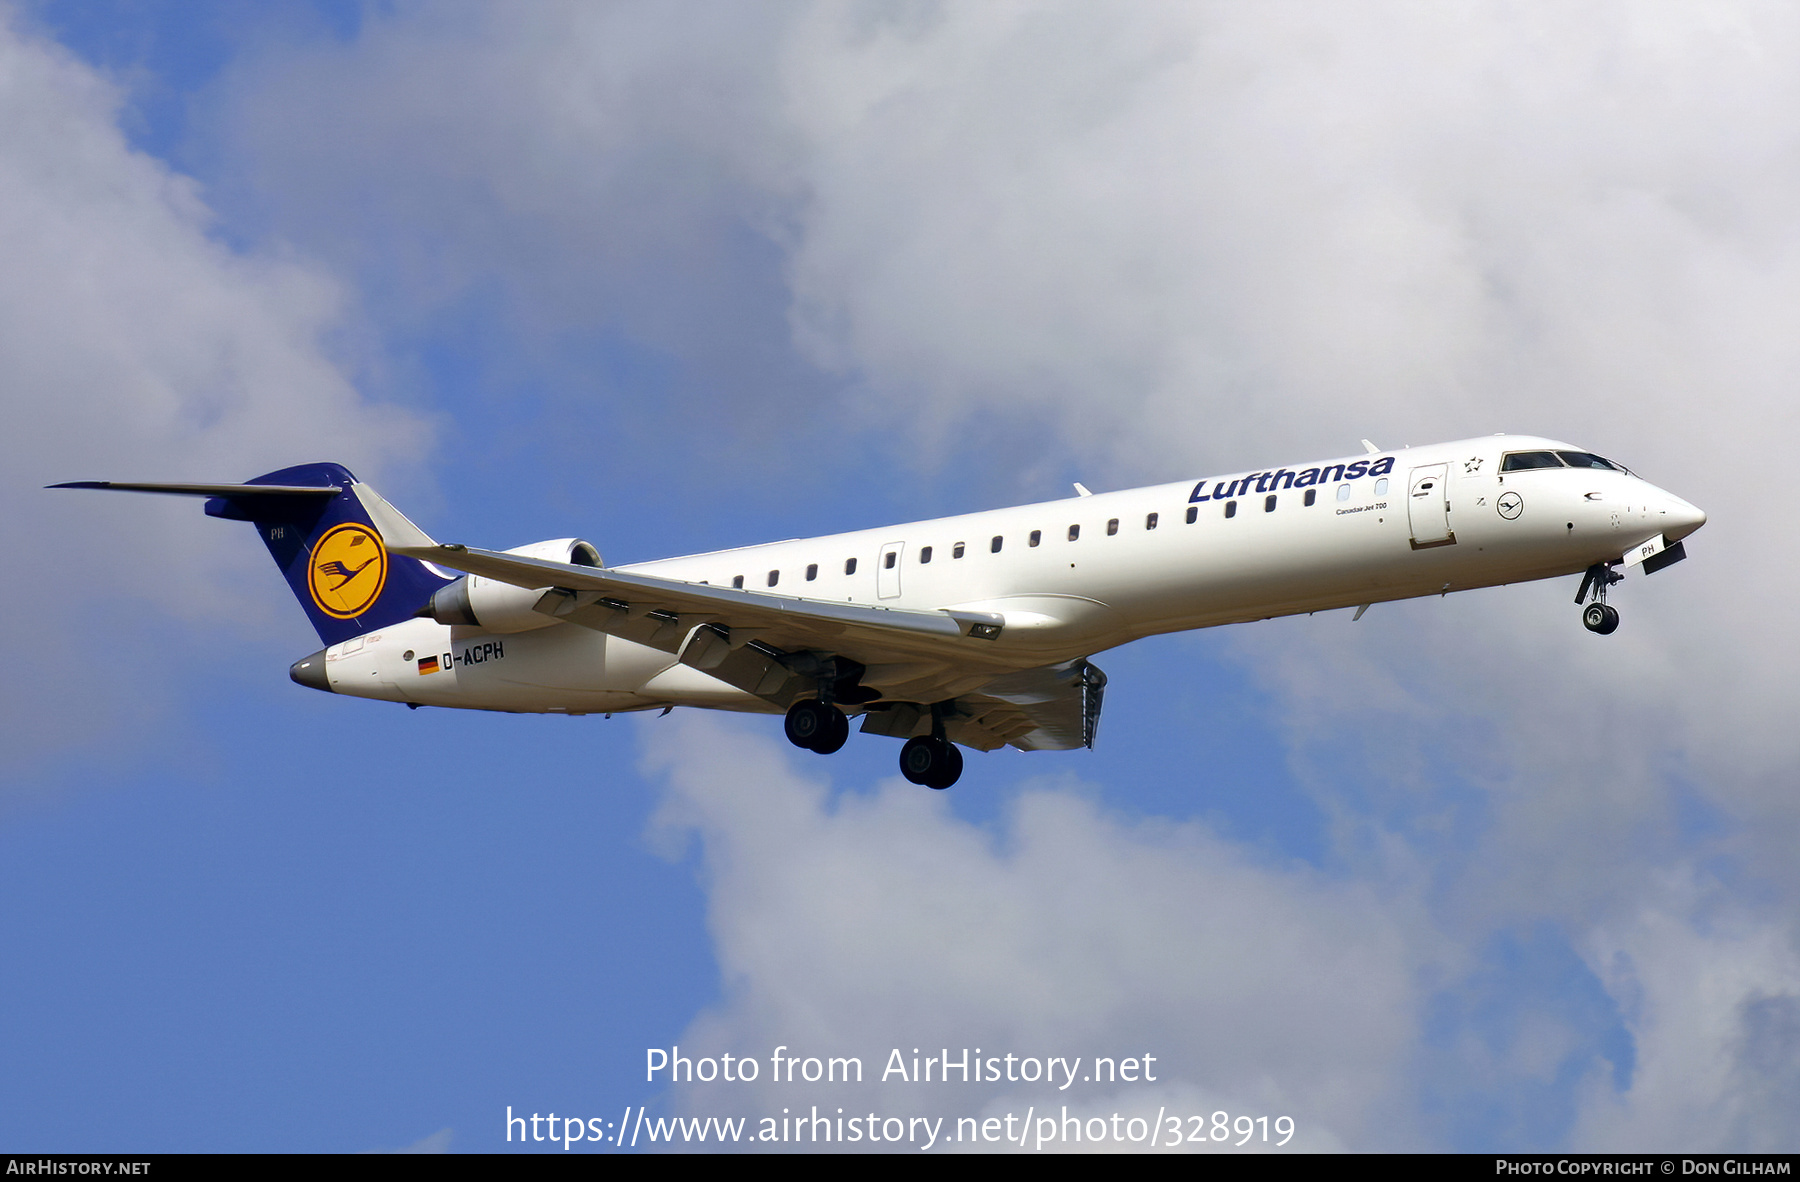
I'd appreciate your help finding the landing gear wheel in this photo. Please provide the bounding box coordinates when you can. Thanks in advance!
[1582,602,1620,635]
[931,744,963,790]
[812,706,850,755]
[899,736,963,789]
[785,699,847,753]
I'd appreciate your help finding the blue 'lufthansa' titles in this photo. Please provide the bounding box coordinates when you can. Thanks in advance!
[1189,456,1395,502]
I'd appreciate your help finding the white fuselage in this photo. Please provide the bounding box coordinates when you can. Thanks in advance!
[314,435,1705,715]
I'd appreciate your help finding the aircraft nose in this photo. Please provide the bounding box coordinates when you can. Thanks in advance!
[289,649,332,693]
[1659,494,1707,542]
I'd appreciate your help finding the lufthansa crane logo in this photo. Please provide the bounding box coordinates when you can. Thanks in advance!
[1496,491,1524,520]
[307,522,388,619]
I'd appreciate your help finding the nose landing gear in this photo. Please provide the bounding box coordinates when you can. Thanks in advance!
[1581,601,1619,635]
[1576,561,1623,635]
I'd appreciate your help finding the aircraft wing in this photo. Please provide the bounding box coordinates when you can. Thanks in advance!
[354,483,1022,709]
[859,658,1106,751]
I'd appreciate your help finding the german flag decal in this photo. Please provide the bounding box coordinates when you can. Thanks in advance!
[417,655,441,675]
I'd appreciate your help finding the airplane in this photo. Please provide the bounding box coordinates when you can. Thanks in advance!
[54,434,1705,789]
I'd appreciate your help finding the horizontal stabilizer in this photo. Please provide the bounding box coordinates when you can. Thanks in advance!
[53,464,455,646]
[49,480,340,497]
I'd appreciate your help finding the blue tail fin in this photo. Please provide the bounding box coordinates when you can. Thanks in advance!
[204,463,454,646]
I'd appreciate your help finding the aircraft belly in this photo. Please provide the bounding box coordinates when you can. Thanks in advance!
[638,662,772,710]
[352,620,756,713]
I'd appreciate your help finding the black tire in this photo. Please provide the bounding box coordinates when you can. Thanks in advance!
[899,736,938,784]
[1597,604,1620,635]
[924,743,963,790]
[784,699,830,749]
[1582,603,1609,633]
[811,706,850,755]
[899,736,962,788]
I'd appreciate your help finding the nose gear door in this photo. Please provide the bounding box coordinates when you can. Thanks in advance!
[1407,463,1455,549]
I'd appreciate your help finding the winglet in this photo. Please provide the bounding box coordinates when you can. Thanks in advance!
[1073,482,1093,498]
[351,482,439,554]
[1360,439,1381,455]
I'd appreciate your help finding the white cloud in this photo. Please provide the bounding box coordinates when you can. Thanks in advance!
[0,8,423,779]
[1574,881,1800,1152]
[645,713,1421,1150]
[192,0,1800,1146]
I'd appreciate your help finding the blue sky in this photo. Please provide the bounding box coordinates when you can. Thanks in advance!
[4,0,1798,1153]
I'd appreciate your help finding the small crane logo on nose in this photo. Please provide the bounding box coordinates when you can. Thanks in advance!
[1497,491,1524,520]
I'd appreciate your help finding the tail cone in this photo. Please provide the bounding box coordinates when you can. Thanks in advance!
[289,650,332,693]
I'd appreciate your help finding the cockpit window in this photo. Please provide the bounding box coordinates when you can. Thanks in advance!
[1556,451,1623,472]
[1500,451,1565,471]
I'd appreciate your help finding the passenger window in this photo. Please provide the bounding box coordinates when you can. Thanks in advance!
[884,552,896,569]
[1336,483,1351,501]
[1029,530,1041,547]
[920,546,932,564]
[1264,494,1277,512]
[1185,506,1197,524]
[1224,501,1237,518]
[1304,488,1316,507]
[1107,518,1119,536]
[806,564,818,581]
[732,575,744,589]
[953,543,965,559]
[1374,478,1388,496]
[1146,512,1159,530]
[1500,451,1565,471]
[990,536,1003,553]
[1068,524,1080,541]
[845,557,857,575]
[768,570,779,587]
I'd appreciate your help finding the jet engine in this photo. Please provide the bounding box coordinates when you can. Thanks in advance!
[421,538,602,633]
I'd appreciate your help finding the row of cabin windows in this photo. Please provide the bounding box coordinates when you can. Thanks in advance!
[1219,479,1387,518]
[736,559,852,588]
[728,478,1389,588]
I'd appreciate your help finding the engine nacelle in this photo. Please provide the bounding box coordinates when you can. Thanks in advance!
[423,538,603,634]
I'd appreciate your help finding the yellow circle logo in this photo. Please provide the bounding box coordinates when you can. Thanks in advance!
[307,522,389,619]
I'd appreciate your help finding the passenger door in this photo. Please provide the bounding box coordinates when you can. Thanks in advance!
[1407,464,1455,548]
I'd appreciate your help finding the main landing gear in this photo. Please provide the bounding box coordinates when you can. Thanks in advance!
[783,689,965,790]
[1575,561,1622,635]
[898,701,963,789]
[784,698,849,754]
[899,735,963,791]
